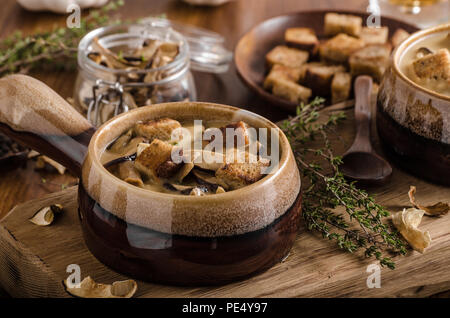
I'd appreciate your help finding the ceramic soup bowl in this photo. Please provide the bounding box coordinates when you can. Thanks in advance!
[377,23,450,185]
[0,74,301,285]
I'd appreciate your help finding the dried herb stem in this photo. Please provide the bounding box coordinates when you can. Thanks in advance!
[280,97,406,269]
[0,0,124,76]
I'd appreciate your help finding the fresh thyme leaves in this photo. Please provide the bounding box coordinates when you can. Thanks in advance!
[0,0,124,76]
[280,97,407,269]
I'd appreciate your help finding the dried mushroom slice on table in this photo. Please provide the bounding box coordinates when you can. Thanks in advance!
[391,208,432,253]
[408,186,449,216]
[35,155,66,175]
[29,204,63,226]
[63,276,137,298]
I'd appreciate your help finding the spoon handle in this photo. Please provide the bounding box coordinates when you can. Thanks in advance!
[353,75,373,153]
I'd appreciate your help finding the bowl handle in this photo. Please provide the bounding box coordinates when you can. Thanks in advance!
[0,74,95,177]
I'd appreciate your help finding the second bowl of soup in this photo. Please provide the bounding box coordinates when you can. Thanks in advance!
[377,23,450,185]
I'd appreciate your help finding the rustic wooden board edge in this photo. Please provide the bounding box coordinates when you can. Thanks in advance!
[1,185,450,298]
[0,224,68,297]
[0,188,77,298]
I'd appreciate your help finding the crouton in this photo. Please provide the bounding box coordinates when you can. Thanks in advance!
[297,62,327,84]
[284,27,319,53]
[215,159,270,190]
[391,28,410,48]
[220,121,251,147]
[264,64,303,90]
[271,78,312,103]
[134,118,181,141]
[359,26,389,45]
[331,72,352,104]
[412,48,450,80]
[349,44,392,82]
[324,13,362,37]
[303,63,346,96]
[134,139,182,181]
[265,45,309,68]
[319,33,365,64]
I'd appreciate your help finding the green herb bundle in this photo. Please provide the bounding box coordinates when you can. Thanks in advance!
[0,0,124,76]
[280,97,407,269]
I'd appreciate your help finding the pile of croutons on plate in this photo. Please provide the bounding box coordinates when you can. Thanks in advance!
[264,12,411,104]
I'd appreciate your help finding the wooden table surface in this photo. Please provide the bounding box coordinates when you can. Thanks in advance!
[1,0,448,298]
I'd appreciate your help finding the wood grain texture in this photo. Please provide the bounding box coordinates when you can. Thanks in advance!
[1,106,450,298]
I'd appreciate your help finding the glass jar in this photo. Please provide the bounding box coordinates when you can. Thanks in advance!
[75,18,232,126]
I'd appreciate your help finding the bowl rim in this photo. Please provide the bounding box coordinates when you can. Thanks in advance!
[392,22,450,102]
[85,101,295,201]
[234,9,420,111]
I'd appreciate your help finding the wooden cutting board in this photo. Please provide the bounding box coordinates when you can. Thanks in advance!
[1,106,450,298]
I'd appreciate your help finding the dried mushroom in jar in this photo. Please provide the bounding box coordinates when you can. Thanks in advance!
[80,37,190,125]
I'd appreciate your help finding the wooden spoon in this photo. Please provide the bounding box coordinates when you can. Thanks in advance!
[340,76,392,185]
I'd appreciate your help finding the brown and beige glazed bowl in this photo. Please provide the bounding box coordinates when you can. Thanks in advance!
[377,24,450,186]
[0,74,301,285]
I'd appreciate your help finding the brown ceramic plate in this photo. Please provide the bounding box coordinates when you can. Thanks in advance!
[234,10,419,112]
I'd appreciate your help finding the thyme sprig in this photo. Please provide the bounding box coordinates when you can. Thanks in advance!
[280,97,406,269]
[0,0,124,76]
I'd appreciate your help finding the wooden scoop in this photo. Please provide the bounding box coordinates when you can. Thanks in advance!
[340,76,392,185]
